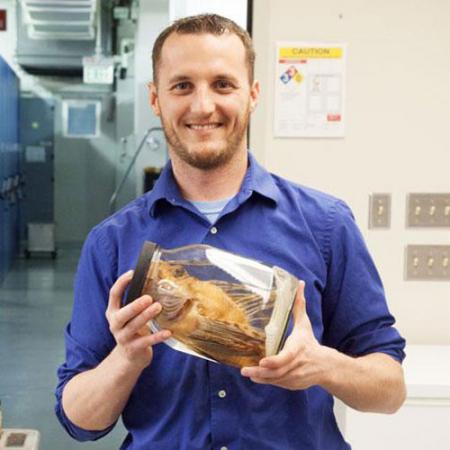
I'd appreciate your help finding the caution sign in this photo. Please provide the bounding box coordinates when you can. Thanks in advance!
[274,42,346,138]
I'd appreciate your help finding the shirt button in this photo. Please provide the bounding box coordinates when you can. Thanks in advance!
[218,389,226,398]
[210,226,218,234]
[220,447,228,450]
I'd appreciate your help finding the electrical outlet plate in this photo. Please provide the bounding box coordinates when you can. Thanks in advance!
[407,193,450,227]
[369,193,391,228]
[405,245,450,280]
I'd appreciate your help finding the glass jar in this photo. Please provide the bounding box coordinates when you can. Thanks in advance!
[127,241,298,368]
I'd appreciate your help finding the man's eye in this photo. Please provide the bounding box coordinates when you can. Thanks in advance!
[173,82,191,91]
[215,80,234,90]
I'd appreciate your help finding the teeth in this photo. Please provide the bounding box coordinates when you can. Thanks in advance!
[189,124,220,130]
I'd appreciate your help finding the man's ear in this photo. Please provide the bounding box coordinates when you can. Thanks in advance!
[148,82,161,116]
[249,80,260,113]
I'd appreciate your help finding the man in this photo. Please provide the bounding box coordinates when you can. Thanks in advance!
[56,14,406,450]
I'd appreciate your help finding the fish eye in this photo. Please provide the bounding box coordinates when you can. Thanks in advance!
[174,267,185,277]
[158,279,177,292]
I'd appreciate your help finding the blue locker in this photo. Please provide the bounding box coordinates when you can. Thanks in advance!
[0,56,20,284]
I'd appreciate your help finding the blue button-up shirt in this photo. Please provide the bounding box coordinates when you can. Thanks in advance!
[55,153,405,450]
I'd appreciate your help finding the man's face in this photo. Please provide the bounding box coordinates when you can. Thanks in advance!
[149,32,259,170]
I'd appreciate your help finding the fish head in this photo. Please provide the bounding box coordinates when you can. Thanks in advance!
[156,278,190,320]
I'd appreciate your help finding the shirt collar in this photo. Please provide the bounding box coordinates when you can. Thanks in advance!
[241,152,279,205]
[146,152,279,217]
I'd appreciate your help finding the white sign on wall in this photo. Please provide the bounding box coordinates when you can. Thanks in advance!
[83,56,115,85]
[274,42,346,138]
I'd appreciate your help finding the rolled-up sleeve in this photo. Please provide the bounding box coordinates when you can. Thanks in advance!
[55,228,118,441]
[321,200,406,363]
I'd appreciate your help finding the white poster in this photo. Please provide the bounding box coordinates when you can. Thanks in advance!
[274,42,346,138]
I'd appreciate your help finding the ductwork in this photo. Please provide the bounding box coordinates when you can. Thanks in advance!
[16,0,112,75]
[20,0,97,41]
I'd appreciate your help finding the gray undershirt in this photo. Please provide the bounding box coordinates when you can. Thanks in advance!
[189,196,234,224]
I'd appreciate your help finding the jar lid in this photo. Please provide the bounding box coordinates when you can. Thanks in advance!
[125,241,158,305]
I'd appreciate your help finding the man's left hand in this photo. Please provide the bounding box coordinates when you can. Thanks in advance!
[241,281,333,390]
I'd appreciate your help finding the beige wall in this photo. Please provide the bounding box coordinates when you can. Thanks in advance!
[250,0,450,344]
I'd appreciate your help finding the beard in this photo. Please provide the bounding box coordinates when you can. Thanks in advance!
[160,105,251,171]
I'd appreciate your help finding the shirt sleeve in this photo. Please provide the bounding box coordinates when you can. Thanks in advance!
[55,227,118,441]
[321,200,406,363]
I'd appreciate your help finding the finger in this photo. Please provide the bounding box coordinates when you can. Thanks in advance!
[242,355,295,379]
[148,329,172,345]
[242,367,274,380]
[241,362,287,378]
[129,329,172,351]
[245,367,292,385]
[107,270,134,312]
[241,365,260,378]
[258,346,297,370]
[246,367,299,387]
[292,280,306,325]
[137,324,151,336]
[109,294,153,332]
[139,329,172,347]
[118,302,163,342]
[244,363,292,380]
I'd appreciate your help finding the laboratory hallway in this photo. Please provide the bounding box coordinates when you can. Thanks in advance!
[0,248,126,450]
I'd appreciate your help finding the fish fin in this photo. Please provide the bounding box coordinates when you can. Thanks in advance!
[188,319,265,357]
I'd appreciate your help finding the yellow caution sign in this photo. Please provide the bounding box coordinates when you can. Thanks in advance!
[279,47,343,59]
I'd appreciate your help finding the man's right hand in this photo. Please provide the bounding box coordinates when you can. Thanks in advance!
[105,270,171,370]
[62,271,171,431]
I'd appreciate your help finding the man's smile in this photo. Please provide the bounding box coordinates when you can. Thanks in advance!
[186,122,223,130]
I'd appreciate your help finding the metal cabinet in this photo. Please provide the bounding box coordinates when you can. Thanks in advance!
[0,57,20,283]
[20,96,55,224]
[19,95,56,258]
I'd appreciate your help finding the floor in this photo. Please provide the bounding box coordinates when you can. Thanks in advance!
[0,248,126,450]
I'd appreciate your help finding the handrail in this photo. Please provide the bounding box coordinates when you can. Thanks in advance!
[109,127,164,214]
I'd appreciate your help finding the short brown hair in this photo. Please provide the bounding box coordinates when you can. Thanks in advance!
[152,14,255,84]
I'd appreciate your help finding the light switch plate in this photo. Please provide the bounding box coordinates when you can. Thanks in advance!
[405,245,450,280]
[369,193,391,228]
[407,193,450,227]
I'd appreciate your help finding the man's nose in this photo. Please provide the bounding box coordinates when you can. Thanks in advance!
[190,87,215,115]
